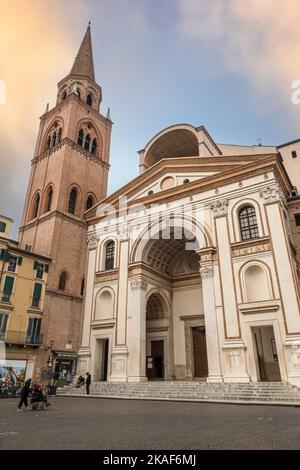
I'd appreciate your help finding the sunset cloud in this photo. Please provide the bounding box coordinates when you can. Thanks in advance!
[0,0,86,233]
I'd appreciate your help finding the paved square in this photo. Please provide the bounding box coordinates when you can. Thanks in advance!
[0,397,300,450]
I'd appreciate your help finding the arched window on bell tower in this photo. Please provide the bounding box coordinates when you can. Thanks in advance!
[86,195,94,210]
[32,193,40,219]
[87,94,93,106]
[45,121,63,151]
[45,187,53,213]
[84,134,91,151]
[76,122,99,157]
[77,129,84,146]
[68,188,78,215]
[58,271,67,291]
[91,138,97,155]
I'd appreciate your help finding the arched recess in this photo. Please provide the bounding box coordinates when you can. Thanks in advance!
[99,237,118,271]
[130,215,212,265]
[240,261,274,303]
[231,199,264,242]
[146,289,170,319]
[143,124,200,168]
[94,287,115,320]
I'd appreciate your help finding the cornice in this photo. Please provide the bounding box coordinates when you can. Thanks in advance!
[31,137,110,169]
[87,154,290,223]
[39,93,111,128]
[86,154,279,220]
[19,209,88,232]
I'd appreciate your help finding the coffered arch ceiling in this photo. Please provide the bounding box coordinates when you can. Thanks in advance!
[146,293,166,320]
[144,129,199,168]
[142,228,199,276]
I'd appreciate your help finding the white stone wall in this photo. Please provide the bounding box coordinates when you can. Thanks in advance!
[78,168,300,386]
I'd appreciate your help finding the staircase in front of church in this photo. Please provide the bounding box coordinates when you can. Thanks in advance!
[57,381,300,405]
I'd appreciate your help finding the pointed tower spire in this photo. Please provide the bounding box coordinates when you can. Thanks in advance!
[70,23,95,80]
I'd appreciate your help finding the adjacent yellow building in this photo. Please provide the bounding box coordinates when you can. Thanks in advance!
[0,215,51,385]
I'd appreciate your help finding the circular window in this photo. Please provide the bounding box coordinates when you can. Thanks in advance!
[183,178,190,184]
[160,176,175,191]
[148,190,154,196]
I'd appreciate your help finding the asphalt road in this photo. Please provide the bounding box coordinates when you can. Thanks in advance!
[0,397,300,450]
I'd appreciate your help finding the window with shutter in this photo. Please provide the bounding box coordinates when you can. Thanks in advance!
[26,317,41,344]
[2,276,14,302]
[32,283,42,308]
[7,256,17,272]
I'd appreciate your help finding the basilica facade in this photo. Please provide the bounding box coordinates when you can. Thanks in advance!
[78,124,300,387]
[6,25,300,387]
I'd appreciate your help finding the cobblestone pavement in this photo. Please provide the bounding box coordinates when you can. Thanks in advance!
[0,397,300,450]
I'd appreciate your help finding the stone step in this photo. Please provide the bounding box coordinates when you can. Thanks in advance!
[57,381,300,404]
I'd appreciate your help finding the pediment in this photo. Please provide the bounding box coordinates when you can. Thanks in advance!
[85,153,283,222]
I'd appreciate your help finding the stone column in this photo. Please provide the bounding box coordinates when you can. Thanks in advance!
[198,250,222,382]
[211,199,249,382]
[110,228,129,382]
[127,277,148,382]
[77,233,98,372]
[260,184,300,334]
[260,184,300,386]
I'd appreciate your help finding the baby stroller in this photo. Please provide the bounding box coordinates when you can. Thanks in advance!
[31,384,50,410]
[75,375,85,388]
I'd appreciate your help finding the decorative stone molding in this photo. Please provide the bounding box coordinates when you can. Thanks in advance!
[95,271,119,283]
[32,138,110,169]
[87,233,98,250]
[200,265,214,278]
[130,279,148,291]
[259,184,286,204]
[197,247,217,263]
[232,241,271,257]
[210,199,229,217]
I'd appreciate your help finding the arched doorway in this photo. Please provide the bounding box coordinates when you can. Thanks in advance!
[146,293,168,380]
[141,227,208,381]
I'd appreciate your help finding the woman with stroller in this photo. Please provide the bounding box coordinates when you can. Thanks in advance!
[31,383,50,409]
[17,378,31,411]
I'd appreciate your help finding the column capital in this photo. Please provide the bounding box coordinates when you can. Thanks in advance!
[87,232,99,250]
[130,278,148,291]
[210,198,229,217]
[200,265,214,279]
[259,183,286,204]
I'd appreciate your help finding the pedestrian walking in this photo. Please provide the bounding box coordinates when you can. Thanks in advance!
[17,378,32,411]
[86,372,91,395]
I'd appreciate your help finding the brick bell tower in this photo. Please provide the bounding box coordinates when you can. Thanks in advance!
[19,24,112,380]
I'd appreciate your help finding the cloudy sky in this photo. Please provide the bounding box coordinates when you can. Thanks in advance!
[1,0,300,237]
